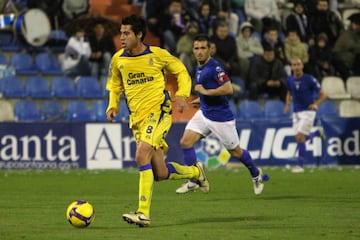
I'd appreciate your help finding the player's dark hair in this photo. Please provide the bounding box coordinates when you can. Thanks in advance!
[193,34,211,47]
[121,14,147,41]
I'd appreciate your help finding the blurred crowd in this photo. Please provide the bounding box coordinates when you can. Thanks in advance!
[1,0,359,103]
[139,0,360,102]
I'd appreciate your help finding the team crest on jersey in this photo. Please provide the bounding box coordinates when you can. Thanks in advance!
[149,58,154,66]
[215,66,222,72]
[295,81,300,90]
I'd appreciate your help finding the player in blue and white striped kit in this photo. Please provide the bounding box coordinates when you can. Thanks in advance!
[284,58,327,173]
[176,34,264,195]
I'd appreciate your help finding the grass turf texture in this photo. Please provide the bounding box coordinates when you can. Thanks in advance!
[0,166,359,240]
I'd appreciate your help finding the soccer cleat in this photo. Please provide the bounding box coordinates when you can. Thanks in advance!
[176,180,200,194]
[291,165,305,173]
[318,127,326,141]
[195,161,210,193]
[252,168,264,195]
[122,212,151,227]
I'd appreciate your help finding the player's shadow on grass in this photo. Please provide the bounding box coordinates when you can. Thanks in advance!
[158,215,276,228]
[261,195,312,200]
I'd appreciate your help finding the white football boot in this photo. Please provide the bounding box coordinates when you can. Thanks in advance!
[252,168,264,195]
[122,212,151,227]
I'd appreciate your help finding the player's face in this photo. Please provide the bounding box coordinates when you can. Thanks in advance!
[193,40,211,65]
[291,59,304,76]
[120,24,138,51]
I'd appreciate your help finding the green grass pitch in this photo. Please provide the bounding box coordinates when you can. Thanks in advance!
[0,166,359,240]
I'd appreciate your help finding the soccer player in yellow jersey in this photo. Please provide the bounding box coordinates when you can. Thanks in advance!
[106,14,209,227]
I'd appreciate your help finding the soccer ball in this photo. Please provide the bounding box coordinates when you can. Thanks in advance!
[66,200,95,228]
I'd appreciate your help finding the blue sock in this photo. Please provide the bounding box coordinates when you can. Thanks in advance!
[182,147,197,166]
[239,149,259,178]
[182,147,197,183]
[297,142,305,167]
[306,130,320,141]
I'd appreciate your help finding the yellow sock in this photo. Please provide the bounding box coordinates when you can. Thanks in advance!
[166,162,200,180]
[137,164,154,218]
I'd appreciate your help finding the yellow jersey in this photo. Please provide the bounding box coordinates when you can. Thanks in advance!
[106,45,192,126]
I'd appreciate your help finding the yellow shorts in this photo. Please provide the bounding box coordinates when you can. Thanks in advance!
[132,100,172,153]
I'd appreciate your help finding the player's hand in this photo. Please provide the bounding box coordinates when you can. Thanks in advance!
[309,104,318,111]
[106,108,117,122]
[173,96,189,113]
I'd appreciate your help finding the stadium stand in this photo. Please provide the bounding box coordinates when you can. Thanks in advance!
[321,76,351,99]
[339,99,360,117]
[14,100,41,121]
[92,99,108,122]
[1,0,358,123]
[47,30,68,52]
[0,75,25,98]
[118,100,130,122]
[346,76,360,99]
[0,53,7,64]
[0,100,15,121]
[317,99,339,118]
[51,76,77,98]
[25,76,52,98]
[66,100,93,121]
[76,76,103,99]
[264,99,288,119]
[238,100,264,119]
[101,76,109,97]
[229,100,239,119]
[35,52,63,75]
[40,100,65,121]
[10,52,38,75]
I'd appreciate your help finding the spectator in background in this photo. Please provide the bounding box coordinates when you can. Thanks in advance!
[308,0,343,47]
[210,21,240,76]
[176,21,199,78]
[196,1,216,36]
[62,28,91,76]
[244,0,281,34]
[236,21,263,81]
[284,30,309,68]
[262,26,287,66]
[144,0,169,40]
[308,32,335,81]
[332,12,360,79]
[89,23,116,79]
[285,1,309,43]
[161,0,192,55]
[62,0,89,23]
[248,44,287,101]
[212,0,239,36]
[231,0,246,24]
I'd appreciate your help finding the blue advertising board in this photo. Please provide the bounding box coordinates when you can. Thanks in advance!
[0,117,359,169]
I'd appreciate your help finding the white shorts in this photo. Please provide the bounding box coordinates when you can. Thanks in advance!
[292,110,316,135]
[185,110,239,150]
